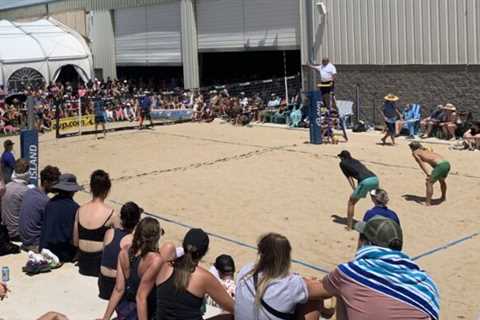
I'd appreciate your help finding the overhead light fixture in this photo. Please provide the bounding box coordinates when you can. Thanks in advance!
[316,2,327,15]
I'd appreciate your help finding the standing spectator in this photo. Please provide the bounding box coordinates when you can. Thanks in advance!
[74,169,117,277]
[40,173,82,262]
[235,233,333,320]
[381,94,402,145]
[98,201,142,301]
[19,165,61,252]
[1,140,16,183]
[1,159,30,240]
[320,216,440,320]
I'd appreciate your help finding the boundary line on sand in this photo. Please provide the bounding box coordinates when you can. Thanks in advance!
[412,231,480,261]
[102,196,330,274]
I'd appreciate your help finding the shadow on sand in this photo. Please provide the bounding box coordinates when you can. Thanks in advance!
[402,194,443,206]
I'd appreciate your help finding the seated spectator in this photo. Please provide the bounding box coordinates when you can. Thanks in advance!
[421,105,444,138]
[19,166,61,252]
[208,254,236,312]
[463,120,480,150]
[100,217,167,320]
[1,140,15,183]
[98,201,142,300]
[267,93,281,109]
[137,228,234,320]
[439,104,457,140]
[396,104,421,138]
[1,159,30,241]
[320,216,440,320]
[235,233,333,320]
[455,111,473,139]
[74,169,117,277]
[363,189,400,225]
[40,173,82,262]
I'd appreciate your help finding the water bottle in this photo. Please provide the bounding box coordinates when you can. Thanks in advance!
[1,267,9,282]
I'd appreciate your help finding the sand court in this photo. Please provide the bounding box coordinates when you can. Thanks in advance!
[1,122,479,319]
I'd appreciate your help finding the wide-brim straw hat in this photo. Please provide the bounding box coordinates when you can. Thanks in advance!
[442,103,456,111]
[384,94,399,102]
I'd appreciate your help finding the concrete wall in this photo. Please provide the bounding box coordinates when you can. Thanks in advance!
[333,65,480,123]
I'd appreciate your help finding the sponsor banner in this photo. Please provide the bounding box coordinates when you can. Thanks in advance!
[151,109,193,121]
[55,114,95,132]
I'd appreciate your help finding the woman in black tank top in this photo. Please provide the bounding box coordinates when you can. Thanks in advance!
[136,228,234,320]
[98,202,142,300]
[99,217,162,320]
[74,170,114,277]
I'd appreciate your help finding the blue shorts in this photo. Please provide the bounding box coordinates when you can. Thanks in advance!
[385,118,397,135]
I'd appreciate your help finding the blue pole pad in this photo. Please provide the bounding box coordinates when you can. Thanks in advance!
[20,129,39,186]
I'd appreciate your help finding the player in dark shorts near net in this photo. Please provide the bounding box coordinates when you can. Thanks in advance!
[338,150,380,230]
[93,92,107,139]
[409,142,451,206]
[139,91,154,129]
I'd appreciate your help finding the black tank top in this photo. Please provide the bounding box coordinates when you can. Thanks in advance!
[101,228,129,270]
[125,255,157,319]
[78,211,114,242]
[156,270,203,320]
[78,210,114,277]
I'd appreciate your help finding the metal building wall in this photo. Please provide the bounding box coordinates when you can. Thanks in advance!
[88,10,117,80]
[313,0,480,65]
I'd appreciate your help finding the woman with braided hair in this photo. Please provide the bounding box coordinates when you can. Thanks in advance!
[99,217,172,320]
[136,228,234,320]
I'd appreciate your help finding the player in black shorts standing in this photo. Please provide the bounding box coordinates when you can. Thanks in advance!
[93,91,107,139]
[139,91,154,129]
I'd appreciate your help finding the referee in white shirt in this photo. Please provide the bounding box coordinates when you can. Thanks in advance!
[307,57,337,108]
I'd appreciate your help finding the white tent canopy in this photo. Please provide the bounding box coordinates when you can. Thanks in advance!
[0,18,93,90]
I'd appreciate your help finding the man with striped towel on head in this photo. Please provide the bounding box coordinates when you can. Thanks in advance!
[317,215,440,319]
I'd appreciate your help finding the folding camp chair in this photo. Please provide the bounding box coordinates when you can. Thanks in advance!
[403,103,421,137]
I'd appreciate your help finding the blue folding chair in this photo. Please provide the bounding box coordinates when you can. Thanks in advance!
[403,104,421,137]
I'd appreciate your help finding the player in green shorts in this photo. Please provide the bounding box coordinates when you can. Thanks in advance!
[409,142,451,206]
[338,150,380,230]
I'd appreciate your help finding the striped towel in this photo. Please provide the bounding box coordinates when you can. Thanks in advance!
[338,246,440,320]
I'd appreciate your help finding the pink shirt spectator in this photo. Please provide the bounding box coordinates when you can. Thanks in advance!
[323,268,431,320]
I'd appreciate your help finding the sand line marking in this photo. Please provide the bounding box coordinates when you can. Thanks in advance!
[98,143,297,185]
[412,231,480,261]
[145,130,480,181]
[41,126,480,180]
[101,196,331,274]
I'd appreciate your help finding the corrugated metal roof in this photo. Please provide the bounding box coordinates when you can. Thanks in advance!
[0,0,56,11]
